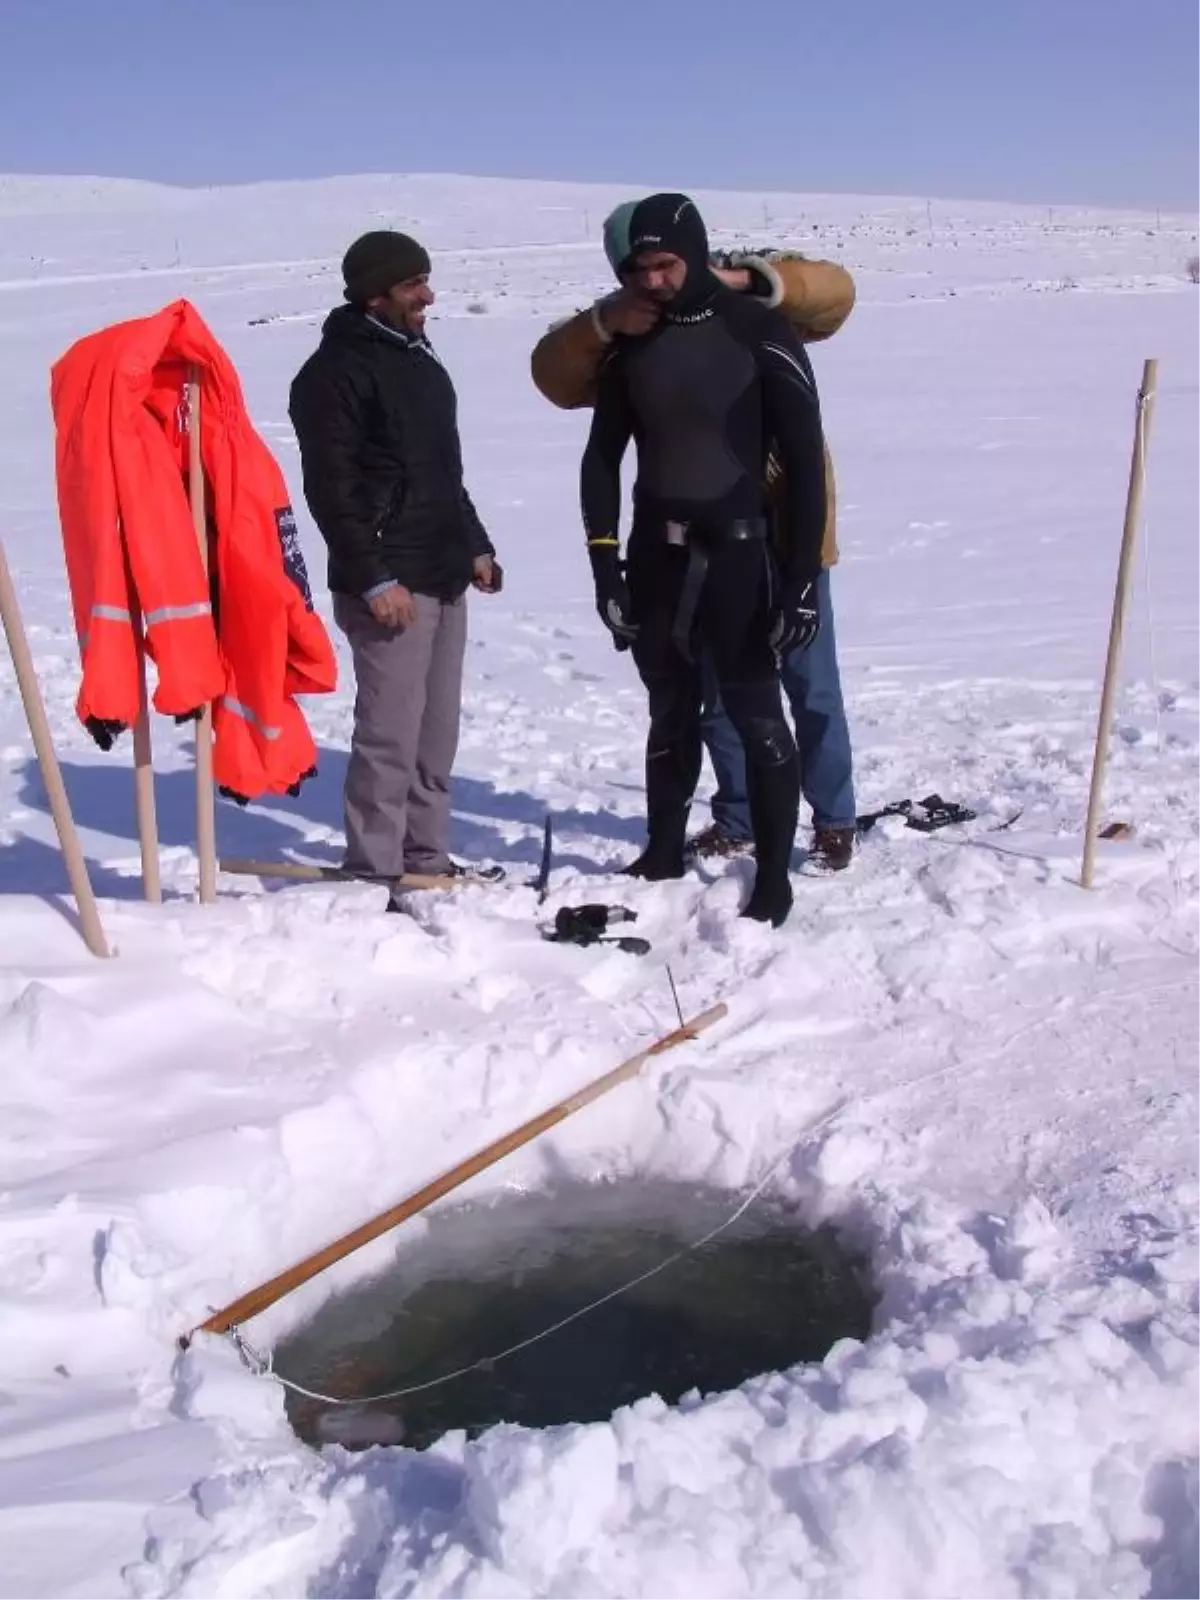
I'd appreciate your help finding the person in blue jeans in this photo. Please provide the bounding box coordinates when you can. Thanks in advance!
[697,565,856,872]
[530,229,859,872]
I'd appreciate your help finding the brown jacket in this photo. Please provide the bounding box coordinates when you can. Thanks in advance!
[530,251,855,566]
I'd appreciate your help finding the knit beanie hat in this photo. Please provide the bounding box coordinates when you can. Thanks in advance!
[342,230,432,303]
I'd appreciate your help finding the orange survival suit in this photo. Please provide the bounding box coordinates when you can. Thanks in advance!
[51,298,337,801]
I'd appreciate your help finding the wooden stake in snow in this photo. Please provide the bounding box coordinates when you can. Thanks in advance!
[1081,359,1159,890]
[182,1002,728,1344]
[132,636,162,904]
[186,367,218,905]
[0,538,110,957]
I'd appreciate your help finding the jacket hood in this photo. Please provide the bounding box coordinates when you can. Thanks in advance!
[320,303,434,350]
[320,304,397,347]
[623,192,720,316]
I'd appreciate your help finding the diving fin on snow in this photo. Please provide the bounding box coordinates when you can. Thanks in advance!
[903,795,978,833]
[857,793,978,835]
[542,903,651,956]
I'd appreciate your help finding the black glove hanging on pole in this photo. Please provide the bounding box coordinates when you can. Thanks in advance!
[770,569,821,657]
[588,540,638,651]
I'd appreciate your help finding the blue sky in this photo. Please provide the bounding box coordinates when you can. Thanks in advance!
[1,0,1195,208]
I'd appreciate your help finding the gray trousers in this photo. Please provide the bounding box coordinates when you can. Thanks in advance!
[332,591,466,876]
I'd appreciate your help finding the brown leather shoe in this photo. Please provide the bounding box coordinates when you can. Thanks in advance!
[685,823,755,860]
[808,826,856,873]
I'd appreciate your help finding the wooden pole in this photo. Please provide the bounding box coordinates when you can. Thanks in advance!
[183,1002,728,1343]
[0,539,110,957]
[121,529,161,904]
[1081,359,1159,889]
[220,856,465,891]
[187,367,218,905]
[132,641,162,903]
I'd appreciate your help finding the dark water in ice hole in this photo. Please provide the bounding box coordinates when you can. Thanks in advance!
[277,1181,876,1452]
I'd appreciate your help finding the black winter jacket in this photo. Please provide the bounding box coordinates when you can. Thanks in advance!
[289,307,493,601]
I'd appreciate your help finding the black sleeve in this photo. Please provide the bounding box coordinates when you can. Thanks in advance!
[288,359,393,595]
[754,312,827,578]
[580,352,633,550]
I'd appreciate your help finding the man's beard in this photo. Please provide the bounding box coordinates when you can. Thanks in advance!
[379,302,425,333]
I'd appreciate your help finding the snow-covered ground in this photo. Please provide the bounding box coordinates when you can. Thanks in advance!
[0,173,1197,1599]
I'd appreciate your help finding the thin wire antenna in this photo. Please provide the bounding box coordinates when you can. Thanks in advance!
[666,965,685,1030]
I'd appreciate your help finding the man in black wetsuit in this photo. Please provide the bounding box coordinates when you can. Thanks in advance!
[580,193,827,927]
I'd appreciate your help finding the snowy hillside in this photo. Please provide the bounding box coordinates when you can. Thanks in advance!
[0,172,1197,1599]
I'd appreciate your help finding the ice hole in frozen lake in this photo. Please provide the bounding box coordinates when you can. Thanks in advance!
[277,1180,876,1452]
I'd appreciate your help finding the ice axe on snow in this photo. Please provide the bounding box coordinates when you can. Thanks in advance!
[532,818,650,952]
[533,813,553,903]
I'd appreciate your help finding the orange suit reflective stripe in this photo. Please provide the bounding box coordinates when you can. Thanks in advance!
[52,299,337,800]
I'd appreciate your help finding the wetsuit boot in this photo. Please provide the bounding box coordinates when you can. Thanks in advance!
[624,813,689,880]
[625,732,698,880]
[741,754,800,926]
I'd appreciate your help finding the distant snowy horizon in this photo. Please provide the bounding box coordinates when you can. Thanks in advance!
[2,168,1197,224]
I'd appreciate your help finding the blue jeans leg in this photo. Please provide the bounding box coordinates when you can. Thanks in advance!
[700,569,856,837]
[784,569,856,830]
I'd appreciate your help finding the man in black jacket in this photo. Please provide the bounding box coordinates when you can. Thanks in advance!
[581,194,826,927]
[290,230,501,881]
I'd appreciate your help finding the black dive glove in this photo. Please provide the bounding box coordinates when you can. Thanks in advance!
[770,571,821,656]
[588,544,638,651]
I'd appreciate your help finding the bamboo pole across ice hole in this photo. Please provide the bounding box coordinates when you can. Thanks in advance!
[0,538,110,957]
[187,367,218,905]
[183,1002,728,1343]
[1081,359,1159,890]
